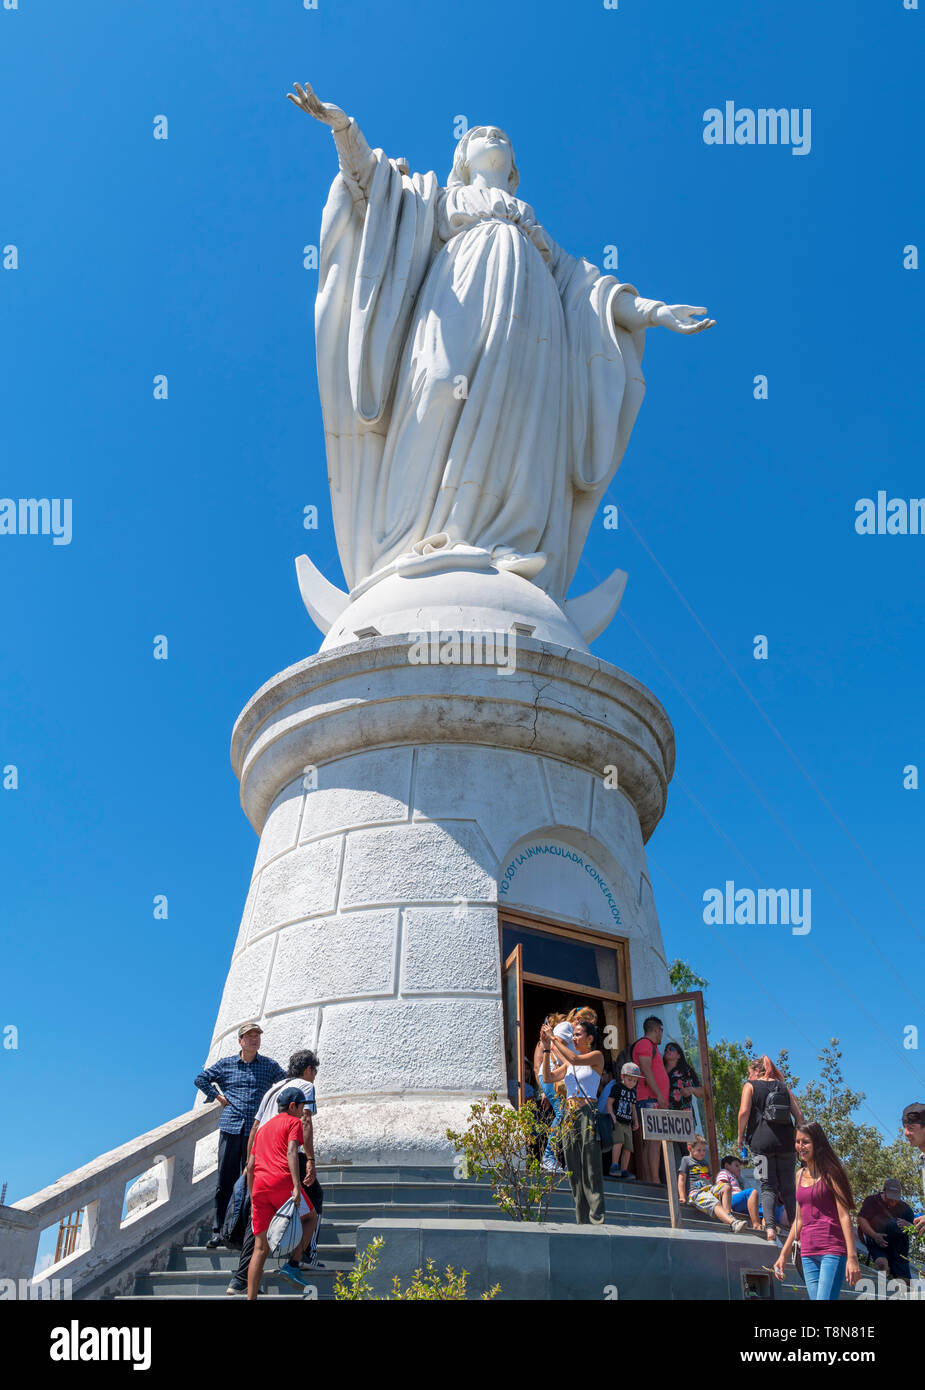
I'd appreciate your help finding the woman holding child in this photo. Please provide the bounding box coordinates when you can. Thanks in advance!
[540,1013,606,1224]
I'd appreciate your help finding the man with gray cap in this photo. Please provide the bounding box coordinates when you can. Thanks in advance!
[856,1178,916,1281]
[194,1022,286,1248]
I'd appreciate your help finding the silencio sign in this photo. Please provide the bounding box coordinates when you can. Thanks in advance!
[641,1109,696,1143]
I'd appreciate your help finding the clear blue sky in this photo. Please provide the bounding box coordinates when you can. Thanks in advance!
[2,0,923,1204]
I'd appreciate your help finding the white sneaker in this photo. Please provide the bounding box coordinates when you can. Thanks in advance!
[731,1218,747,1234]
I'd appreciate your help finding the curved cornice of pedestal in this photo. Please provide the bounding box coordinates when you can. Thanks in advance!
[231,637,676,843]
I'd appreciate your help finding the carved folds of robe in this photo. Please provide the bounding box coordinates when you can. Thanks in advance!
[316,121,648,600]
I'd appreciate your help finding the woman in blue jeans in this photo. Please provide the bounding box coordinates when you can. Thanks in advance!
[773,1123,860,1300]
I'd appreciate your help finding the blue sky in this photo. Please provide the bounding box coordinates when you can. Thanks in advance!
[1,0,923,1204]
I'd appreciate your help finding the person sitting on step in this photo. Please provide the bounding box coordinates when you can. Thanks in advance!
[678,1136,748,1233]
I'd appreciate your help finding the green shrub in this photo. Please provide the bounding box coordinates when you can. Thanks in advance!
[333,1236,501,1300]
[446,1090,576,1222]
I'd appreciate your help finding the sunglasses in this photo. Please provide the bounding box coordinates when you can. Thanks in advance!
[904,1112,924,1125]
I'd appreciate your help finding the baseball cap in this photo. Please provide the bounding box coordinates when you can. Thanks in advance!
[621,1062,642,1078]
[238,1021,263,1037]
[902,1102,925,1124]
[882,1178,903,1200]
[277,1086,308,1109]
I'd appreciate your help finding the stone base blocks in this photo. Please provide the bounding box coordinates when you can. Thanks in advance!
[207,635,675,1165]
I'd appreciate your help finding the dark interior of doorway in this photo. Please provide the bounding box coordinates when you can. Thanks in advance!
[523,981,647,1182]
[524,982,602,1075]
[523,981,621,1081]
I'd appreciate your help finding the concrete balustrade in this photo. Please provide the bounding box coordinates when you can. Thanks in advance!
[0,1106,219,1298]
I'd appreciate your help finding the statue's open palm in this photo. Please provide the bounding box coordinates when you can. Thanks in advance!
[656,304,716,334]
[286,81,347,129]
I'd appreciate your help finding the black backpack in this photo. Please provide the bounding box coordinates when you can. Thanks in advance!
[756,1080,792,1128]
[221,1171,251,1248]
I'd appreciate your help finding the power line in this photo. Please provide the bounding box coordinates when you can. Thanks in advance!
[617,503,924,954]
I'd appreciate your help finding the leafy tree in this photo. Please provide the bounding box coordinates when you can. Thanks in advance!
[668,959,709,994]
[668,958,754,1150]
[709,1036,754,1153]
[798,1040,922,1209]
[668,958,708,1063]
[774,1048,799,1089]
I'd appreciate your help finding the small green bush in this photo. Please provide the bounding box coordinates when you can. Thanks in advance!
[333,1236,501,1300]
[446,1091,576,1222]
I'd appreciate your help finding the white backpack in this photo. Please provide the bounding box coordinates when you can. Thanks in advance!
[266,1196,302,1257]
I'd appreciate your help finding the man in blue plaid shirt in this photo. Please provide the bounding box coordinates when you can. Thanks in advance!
[194,1021,286,1247]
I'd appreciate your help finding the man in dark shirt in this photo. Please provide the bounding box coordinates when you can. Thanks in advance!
[194,1021,286,1248]
[857,1178,916,1280]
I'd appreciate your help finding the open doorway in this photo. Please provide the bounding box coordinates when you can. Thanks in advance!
[501,911,635,1177]
[520,978,639,1179]
[500,912,719,1182]
[522,981,625,1089]
[500,912,631,1105]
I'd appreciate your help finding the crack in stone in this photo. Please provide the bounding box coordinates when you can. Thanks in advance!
[524,674,615,750]
[528,678,554,747]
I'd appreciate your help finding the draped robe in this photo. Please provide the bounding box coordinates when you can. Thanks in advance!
[316,122,649,601]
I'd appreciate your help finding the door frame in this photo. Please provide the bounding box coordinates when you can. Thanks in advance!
[499,909,633,998]
[498,909,633,1078]
[502,944,526,1108]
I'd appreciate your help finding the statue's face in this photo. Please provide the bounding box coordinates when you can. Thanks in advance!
[464,126,515,188]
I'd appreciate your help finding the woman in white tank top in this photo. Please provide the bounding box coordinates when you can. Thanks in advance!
[540,1017,606,1224]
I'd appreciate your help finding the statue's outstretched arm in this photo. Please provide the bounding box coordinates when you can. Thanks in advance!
[547,240,714,337]
[287,82,376,202]
[612,289,715,335]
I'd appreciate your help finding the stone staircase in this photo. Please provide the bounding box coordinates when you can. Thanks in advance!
[116,1163,761,1301]
[121,1221,356,1300]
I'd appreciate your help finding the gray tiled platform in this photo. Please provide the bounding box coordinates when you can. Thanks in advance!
[356,1217,794,1302]
[114,1163,823,1301]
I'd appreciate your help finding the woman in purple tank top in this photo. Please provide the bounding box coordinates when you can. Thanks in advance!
[773,1123,860,1299]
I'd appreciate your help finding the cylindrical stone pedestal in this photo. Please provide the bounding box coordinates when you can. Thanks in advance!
[205,636,675,1164]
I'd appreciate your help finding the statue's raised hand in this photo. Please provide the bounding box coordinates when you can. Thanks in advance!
[286,81,348,131]
[655,304,716,334]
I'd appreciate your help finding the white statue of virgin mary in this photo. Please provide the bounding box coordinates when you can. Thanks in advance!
[288,83,714,638]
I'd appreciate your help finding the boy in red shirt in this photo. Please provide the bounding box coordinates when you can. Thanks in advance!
[246,1087,317,1300]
